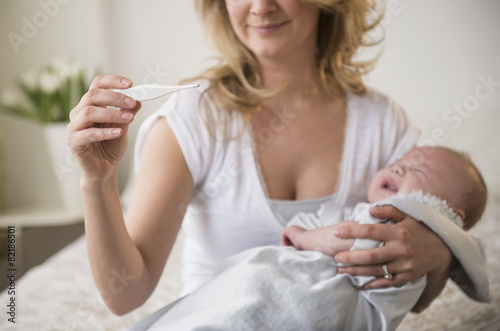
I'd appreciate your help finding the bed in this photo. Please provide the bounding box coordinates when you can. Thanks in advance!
[0,199,499,330]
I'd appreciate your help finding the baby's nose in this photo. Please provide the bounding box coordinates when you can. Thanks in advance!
[390,164,405,176]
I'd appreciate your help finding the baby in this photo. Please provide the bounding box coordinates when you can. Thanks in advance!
[131,146,490,331]
[282,145,486,257]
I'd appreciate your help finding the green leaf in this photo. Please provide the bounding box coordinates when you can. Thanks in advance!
[17,81,39,109]
[0,105,38,121]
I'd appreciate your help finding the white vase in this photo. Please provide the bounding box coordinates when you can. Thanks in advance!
[42,123,83,214]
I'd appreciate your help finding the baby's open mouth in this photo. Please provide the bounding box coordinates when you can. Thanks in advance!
[382,177,399,193]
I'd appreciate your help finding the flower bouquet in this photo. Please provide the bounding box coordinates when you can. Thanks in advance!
[0,58,94,123]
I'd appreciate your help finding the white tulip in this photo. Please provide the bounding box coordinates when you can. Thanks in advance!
[50,57,71,71]
[0,88,23,107]
[51,57,74,80]
[39,70,61,94]
[20,71,39,91]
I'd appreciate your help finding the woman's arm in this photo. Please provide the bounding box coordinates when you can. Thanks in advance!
[411,257,454,312]
[332,205,453,311]
[67,75,193,315]
[83,119,193,315]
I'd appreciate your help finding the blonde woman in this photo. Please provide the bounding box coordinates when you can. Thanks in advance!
[67,0,454,321]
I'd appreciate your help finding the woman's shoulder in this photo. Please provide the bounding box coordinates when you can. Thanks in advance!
[158,78,211,110]
[154,78,243,140]
[347,87,409,125]
[154,78,223,126]
[349,87,403,113]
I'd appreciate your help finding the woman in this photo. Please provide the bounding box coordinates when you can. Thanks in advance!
[66,0,453,319]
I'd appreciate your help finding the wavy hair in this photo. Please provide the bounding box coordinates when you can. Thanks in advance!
[187,0,384,134]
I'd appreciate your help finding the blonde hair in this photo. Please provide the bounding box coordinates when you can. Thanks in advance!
[188,0,383,135]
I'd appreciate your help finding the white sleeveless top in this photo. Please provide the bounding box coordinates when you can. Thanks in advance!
[269,195,335,226]
[135,80,419,295]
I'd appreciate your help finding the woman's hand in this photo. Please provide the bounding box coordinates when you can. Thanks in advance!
[333,206,453,292]
[66,75,142,182]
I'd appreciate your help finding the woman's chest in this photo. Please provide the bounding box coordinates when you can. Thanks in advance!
[251,106,347,200]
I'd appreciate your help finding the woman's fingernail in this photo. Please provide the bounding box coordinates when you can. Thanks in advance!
[334,229,342,237]
[125,97,136,107]
[112,128,121,136]
[122,112,133,121]
[121,78,132,86]
[338,267,345,273]
[335,254,343,263]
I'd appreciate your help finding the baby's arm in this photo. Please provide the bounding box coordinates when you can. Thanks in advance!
[281,222,356,257]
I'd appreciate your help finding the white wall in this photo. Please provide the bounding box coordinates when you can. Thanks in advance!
[0,0,107,209]
[0,0,105,88]
[0,0,499,210]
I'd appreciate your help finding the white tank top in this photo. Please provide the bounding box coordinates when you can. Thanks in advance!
[269,194,336,226]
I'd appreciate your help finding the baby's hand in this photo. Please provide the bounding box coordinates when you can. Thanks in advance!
[281,226,307,249]
[281,223,356,257]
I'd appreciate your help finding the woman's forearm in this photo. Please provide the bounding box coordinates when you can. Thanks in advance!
[411,256,454,312]
[81,176,153,315]
[66,77,190,315]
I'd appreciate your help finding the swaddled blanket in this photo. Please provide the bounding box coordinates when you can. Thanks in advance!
[132,192,490,331]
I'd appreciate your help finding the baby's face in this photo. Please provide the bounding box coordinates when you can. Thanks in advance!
[367,147,465,204]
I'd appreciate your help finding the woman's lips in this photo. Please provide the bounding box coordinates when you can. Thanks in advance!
[250,22,287,36]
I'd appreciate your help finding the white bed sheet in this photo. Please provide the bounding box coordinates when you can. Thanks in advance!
[0,201,499,331]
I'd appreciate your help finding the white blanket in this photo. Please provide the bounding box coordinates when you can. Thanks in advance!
[132,192,490,331]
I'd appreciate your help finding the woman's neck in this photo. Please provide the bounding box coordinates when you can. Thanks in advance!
[258,44,316,90]
[258,59,336,114]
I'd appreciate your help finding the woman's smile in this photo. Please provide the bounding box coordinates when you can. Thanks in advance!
[226,0,319,59]
[249,21,289,36]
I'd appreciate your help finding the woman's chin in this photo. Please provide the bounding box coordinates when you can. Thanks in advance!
[251,43,288,61]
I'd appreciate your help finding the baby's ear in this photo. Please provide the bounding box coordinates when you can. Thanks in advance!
[453,208,466,223]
